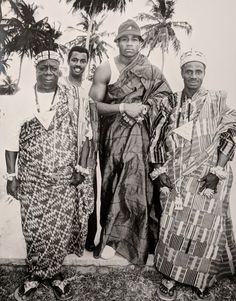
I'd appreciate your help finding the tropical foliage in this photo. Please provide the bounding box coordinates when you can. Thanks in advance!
[62,0,132,51]
[66,12,114,74]
[0,75,17,95]
[136,0,192,71]
[0,0,62,85]
[62,0,133,15]
[0,55,9,75]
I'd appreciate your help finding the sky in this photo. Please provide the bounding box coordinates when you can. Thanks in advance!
[2,0,236,108]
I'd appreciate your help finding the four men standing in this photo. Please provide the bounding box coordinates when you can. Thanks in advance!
[4,19,236,301]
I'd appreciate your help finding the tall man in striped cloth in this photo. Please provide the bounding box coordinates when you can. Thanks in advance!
[153,50,236,301]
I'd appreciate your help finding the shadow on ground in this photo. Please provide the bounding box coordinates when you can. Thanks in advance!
[0,265,236,301]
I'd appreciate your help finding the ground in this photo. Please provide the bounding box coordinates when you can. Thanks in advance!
[0,265,236,301]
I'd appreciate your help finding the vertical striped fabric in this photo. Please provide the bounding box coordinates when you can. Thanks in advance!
[155,88,236,291]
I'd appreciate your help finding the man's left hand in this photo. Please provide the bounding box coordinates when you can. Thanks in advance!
[70,171,85,186]
[199,173,219,193]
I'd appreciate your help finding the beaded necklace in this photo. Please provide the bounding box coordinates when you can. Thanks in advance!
[34,84,59,182]
[34,84,58,113]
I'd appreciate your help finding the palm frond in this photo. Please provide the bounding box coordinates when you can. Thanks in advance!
[63,0,133,15]
[172,21,192,35]
[135,0,192,64]
[171,35,181,53]
[0,57,10,75]
[65,10,113,68]
[0,74,17,94]
[135,12,159,23]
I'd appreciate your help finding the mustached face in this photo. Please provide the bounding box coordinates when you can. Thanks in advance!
[116,34,142,58]
[68,51,88,78]
[181,61,205,92]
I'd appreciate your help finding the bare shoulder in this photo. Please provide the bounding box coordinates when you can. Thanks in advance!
[93,61,111,85]
[89,62,111,101]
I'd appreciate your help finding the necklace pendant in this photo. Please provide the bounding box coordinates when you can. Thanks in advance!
[175,194,183,210]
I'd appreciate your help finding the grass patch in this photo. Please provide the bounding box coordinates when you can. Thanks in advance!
[0,265,235,300]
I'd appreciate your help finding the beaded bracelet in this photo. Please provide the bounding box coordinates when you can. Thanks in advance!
[210,166,227,180]
[3,172,17,181]
[150,166,167,181]
[75,165,91,175]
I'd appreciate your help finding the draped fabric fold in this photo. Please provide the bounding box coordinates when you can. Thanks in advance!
[98,54,172,264]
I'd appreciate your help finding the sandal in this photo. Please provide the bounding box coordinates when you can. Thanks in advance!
[14,276,40,301]
[193,287,215,300]
[50,274,73,301]
[157,278,177,300]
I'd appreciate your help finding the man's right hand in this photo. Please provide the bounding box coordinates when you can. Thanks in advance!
[124,103,144,119]
[7,177,19,198]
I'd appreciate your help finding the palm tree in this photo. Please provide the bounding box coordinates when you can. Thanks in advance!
[3,0,62,86]
[136,0,192,71]
[66,12,114,74]
[0,55,10,74]
[0,75,18,95]
[61,0,133,49]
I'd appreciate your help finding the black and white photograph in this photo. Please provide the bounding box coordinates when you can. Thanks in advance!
[0,0,236,300]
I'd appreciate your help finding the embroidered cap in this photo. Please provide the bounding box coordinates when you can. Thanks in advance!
[114,19,143,42]
[180,50,207,68]
[34,50,62,66]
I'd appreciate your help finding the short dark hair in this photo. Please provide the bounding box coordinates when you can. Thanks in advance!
[68,46,89,61]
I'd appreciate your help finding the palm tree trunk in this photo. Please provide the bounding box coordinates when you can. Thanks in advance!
[85,11,95,78]
[88,57,92,77]
[16,53,24,87]
[147,48,152,57]
[0,0,3,21]
[161,48,165,72]
[85,12,95,49]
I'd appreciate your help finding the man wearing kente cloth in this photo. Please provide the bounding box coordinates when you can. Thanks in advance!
[89,19,173,264]
[5,50,96,300]
[153,50,236,301]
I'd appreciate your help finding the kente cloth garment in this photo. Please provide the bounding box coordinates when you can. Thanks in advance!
[98,54,172,264]
[6,84,95,279]
[155,88,236,291]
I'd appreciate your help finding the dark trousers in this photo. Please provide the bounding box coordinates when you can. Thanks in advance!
[86,174,97,246]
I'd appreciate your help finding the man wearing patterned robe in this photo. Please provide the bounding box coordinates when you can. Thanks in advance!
[5,50,96,301]
[154,50,236,301]
[89,19,172,264]
[60,45,98,253]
